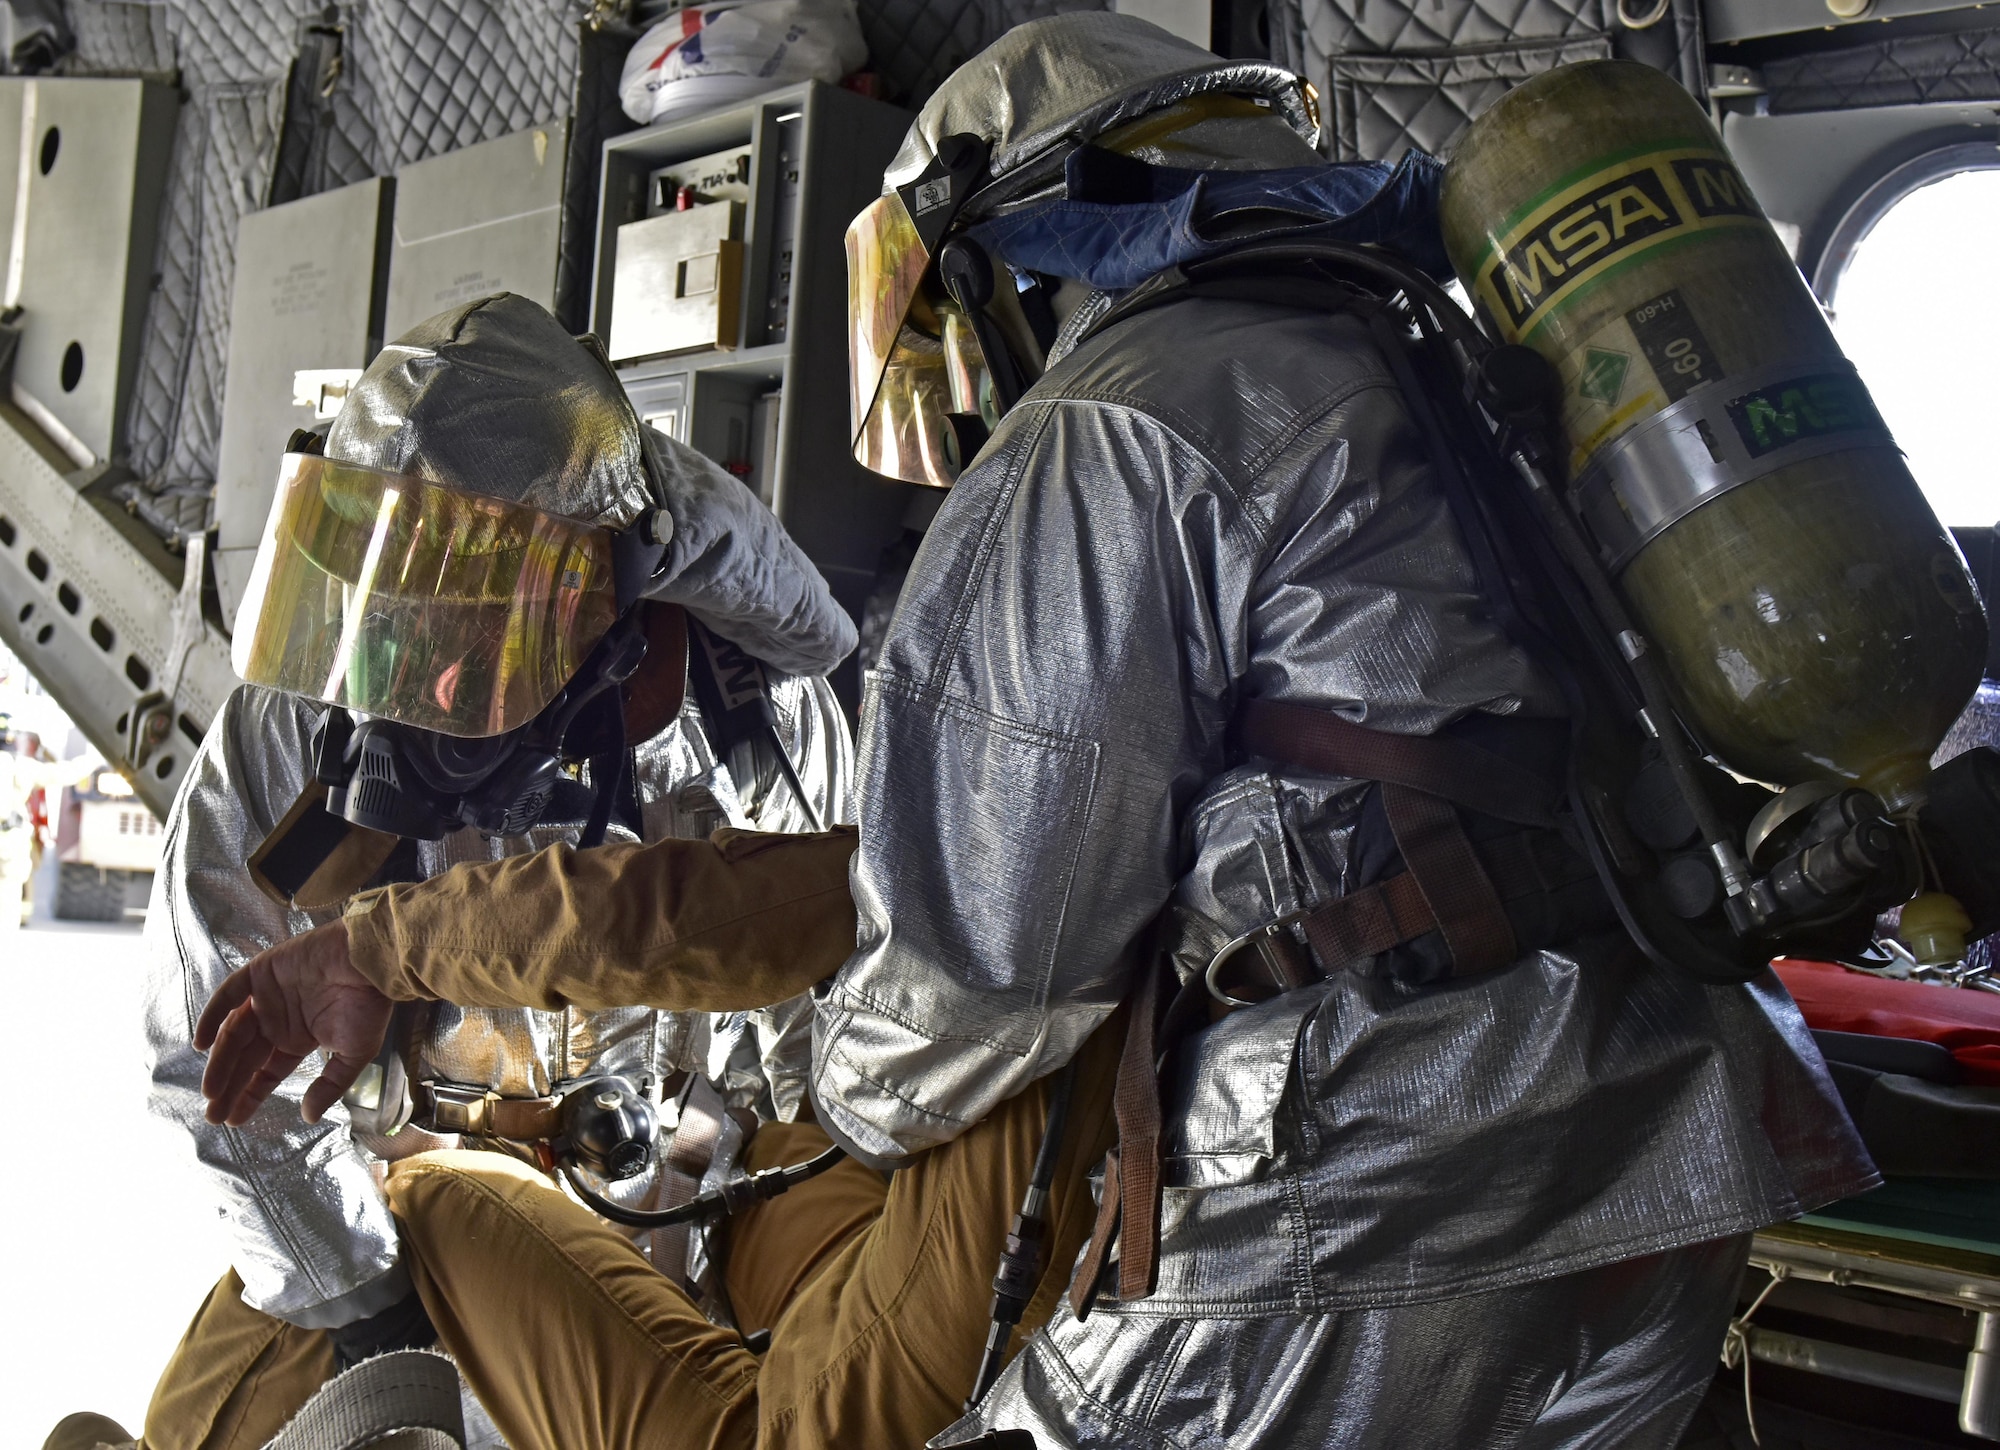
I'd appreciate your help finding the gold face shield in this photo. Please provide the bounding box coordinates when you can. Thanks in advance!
[846,136,1003,489]
[231,453,623,738]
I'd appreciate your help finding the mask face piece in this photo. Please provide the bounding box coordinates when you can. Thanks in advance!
[248,605,651,907]
[322,607,647,843]
[330,716,566,840]
[232,452,623,739]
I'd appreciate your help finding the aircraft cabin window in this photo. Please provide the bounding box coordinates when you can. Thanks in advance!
[1820,157,2000,528]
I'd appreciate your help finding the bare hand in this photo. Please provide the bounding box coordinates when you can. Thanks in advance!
[195,919,393,1127]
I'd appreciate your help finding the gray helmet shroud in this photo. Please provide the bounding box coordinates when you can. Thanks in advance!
[249,293,852,875]
[329,292,855,679]
[327,293,659,531]
[847,14,1323,488]
[883,12,1319,218]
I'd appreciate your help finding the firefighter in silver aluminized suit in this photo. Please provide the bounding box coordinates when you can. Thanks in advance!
[827,16,1878,1446]
[128,294,854,1448]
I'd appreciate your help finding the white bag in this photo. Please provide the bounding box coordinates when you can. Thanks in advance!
[619,0,869,125]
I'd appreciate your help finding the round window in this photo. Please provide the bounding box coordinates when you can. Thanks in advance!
[1818,147,2000,528]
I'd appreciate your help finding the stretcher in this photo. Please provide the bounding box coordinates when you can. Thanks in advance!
[1741,962,2000,1440]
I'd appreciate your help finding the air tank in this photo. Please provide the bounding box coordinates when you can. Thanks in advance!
[1440,60,1987,813]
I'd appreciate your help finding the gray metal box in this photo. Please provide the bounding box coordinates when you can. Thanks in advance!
[0,77,176,463]
[384,120,568,341]
[212,177,393,625]
[609,201,744,362]
[623,367,692,443]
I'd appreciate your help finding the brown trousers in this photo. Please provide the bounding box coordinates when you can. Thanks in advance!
[139,1271,336,1450]
[141,1018,1118,1450]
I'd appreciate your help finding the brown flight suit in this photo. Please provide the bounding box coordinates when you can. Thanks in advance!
[142,827,1117,1450]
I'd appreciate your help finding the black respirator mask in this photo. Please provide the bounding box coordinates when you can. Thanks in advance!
[315,607,650,844]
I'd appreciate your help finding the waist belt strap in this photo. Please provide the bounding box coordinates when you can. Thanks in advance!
[409,1082,563,1141]
[1093,699,1577,1311]
[1296,869,1437,977]
[650,1073,732,1287]
[1236,697,1559,828]
[1278,820,1595,989]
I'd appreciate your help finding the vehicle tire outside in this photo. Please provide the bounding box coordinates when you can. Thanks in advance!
[54,862,130,922]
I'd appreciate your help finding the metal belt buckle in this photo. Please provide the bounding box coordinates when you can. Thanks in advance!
[420,1082,500,1137]
[1204,910,1315,1008]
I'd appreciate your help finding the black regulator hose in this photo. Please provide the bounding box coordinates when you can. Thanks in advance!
[561,1144,848,1230]
[967,1060,1078,1410]
[768,723,823,833]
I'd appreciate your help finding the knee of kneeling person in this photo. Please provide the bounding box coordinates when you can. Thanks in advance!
[384,1148,551,1229]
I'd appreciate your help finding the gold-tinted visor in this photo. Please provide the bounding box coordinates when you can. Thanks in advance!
[231,454,621,738]
[845,190,997,488]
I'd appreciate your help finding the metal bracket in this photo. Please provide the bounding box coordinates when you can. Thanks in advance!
[126,530,209,773]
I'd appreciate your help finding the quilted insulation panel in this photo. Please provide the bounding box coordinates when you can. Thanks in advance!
[64,0,595,539]
[1270,0,1614,161]
[63,0,1106,540]
[858,0,1107,108]
[1765,21,2000,114]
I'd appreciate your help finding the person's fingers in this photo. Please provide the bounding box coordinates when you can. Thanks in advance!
[194,966,256,1051]
[225,1053,306,1127]
[199,1000,259,1111]
[301,1053,370,1126]
[197,922,393,1126]
[201,1002,273,1124]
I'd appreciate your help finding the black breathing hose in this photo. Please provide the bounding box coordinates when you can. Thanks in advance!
[966,1060,1078,1409]
[768,724,823,832]
[562,1143,847,1230]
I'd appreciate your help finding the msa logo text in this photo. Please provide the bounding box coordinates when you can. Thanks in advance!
[695,627,768,712]
[1488,168,1681,330]
[1670,158,1760,220]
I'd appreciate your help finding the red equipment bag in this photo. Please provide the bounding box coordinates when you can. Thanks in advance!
[1776,958,2000,1087]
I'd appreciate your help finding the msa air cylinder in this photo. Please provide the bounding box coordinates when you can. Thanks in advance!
[1440,60,1986,812]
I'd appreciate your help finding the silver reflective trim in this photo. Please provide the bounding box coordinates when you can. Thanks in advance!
[1572,357,1897,572]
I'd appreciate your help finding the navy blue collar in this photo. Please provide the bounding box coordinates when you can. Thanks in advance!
[969,147,1449,292]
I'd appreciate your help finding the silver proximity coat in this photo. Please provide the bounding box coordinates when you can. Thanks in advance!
[810,294,1875,1433]
[146,432,857,1330]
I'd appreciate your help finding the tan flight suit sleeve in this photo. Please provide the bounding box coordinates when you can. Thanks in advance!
[341,826,858,1014]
